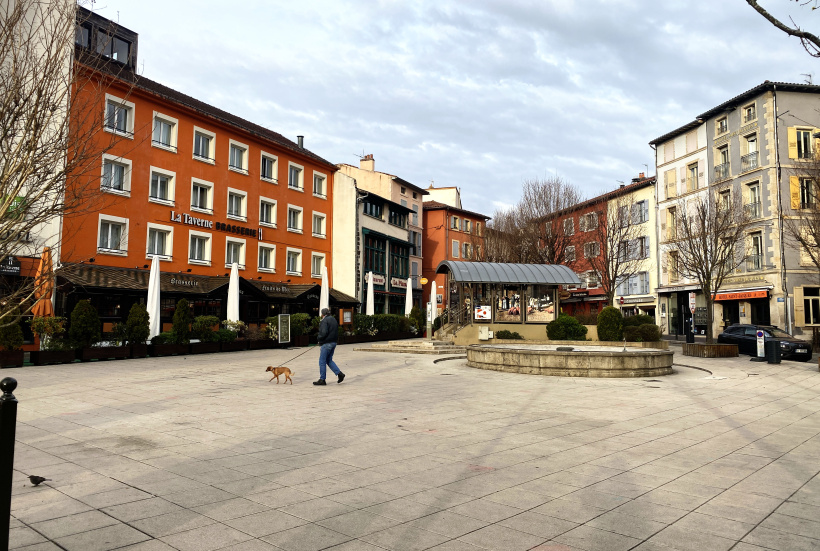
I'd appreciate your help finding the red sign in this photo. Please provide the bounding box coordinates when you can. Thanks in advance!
[619,296,624,305]
[713,290,768,301]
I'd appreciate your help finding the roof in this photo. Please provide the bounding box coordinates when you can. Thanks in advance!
[544,177,656,222]
[436,261,581,285]
[335,164,429,195]
[423,201,490,221]
[288,284,359,305]
[650,81,820,145]
[361,191,413,213]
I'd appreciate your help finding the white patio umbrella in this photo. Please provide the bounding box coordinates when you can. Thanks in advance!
[430,280,437,318]
[365,271,375,315]
[319,265,330,313]
[146,255,161,340]
[404,277,413,316]
[226,262,240,322]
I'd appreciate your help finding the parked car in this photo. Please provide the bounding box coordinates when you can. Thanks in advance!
[717,324,812,362]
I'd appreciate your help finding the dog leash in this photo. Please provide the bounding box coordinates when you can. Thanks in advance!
[280,344,319,366]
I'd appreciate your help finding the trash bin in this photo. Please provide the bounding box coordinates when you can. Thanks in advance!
[764,340,781,364]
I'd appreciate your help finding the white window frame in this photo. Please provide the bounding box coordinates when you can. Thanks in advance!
[311,252,325,278]
[225,237,246,269]
[259,196,277,228]
[260,151,278,183]
[188,230,212,266]
[190,178,213,214]
[463,242,471,259]
[288,162,304,191]
[563,218,574,235]
[151,111,178,152]
[97,213,129,255]
[451,216,460,230]
[100,154,132,196]
[104,93,135,138]
[452,239,460,258]
[192,126,216,164]
[313,171,327,198]
[312,211,326,238]
[565,245,576,263]
[226,187,247,222]
[146,222,174,260]
[228,139,249,174]
[258,243,276,273]
[287,204,303,234]
[148,166,176,206]
[286,247,302,276]
[716,116,728,135]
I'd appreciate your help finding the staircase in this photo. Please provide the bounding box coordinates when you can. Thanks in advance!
[355,339,467,354]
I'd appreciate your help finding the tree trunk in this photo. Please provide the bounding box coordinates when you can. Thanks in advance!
[704,295,715,344]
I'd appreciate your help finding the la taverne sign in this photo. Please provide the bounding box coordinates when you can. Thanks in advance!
[170,211,259,239]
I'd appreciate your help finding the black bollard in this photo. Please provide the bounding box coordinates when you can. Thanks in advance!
[0,377,18,551]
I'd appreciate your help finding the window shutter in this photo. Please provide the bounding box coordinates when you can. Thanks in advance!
[697,160,703,188]
[642,201,648,221]
[788,127,798,159]
[679,166,686,184]
[644,236,650,259]
[790,176,801,209]
[794,286,805,327]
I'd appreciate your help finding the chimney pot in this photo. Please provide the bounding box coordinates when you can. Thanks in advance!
[297,135,304,148]
[639,172,645,178]
[360,154,375,171]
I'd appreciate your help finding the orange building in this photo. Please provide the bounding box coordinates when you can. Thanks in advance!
[58,8,356,328]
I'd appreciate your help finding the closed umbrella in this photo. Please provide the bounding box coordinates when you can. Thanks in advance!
[146,255,161,340]
[31,247,54,318]
[227,262,240,322]
[404,277,412,316]
[429,280,437,340]
[319,266,330,313]
[365,272,375,315]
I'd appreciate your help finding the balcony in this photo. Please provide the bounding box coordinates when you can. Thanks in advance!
[746,254,763,271]
[801,201,818,210]
[744,201,761,219]
[741,151,759,172]
[713,163,730,183]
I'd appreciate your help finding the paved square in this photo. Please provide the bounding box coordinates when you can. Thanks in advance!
[6,343,820,550]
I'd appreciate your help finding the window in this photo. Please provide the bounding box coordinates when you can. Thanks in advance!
[666,206,677,240]
[311,254,325,278]
[286,248,301,275]
[715,146,730,181]
[563,218,574,235]
[389,209,407,228]
[149,168,175,204]
[228,141,248,173]
[746,182,761,219]
[390,244,409,278]
[412,204,419,226]
[583,242,599,258]
[463,243,471,259]
[668,251,679,281]
[226,238,245,268]
[260,198,277,227]
[742,134,759,172]
[476,222,482,236]
[104,95,134,137]
[716,116,728,135]
[797,129,813,159]
[363,200,383,219]
[401,199,408,207]
[586,271,600,288]
[631,201,648,224]
[147,225,172,258]
[580,212,598,232]
[288,163,304,190]
[193,127,215,162]
[748,232,763,271]
[687,162,698,191]
[75,25,90,48]
[364,236,386,273]
[312,212,326,237]
[565,246,576,263]
[287,205,303,232]
[189,233,210,264]
[636,236,650,259]
[463,219,471,233]
[451,216,460,230]
[804,287,820,325]
[313,173,326,197]
[400,186,406,195]
[152,113,177,151]
[191,179,213,213]
[452,240,460,258]
[800,178,817,209]
[743,103,756,123]
[98,215,127,253]
[261,153,278,182]
[665,168,676,199]
[101,154,131,194]
[96,31,130,63]
[258,245,275,271]
[719,189,732,211]
[227,189,246,221]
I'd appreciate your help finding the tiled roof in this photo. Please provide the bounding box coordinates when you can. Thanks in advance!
[422,201,491,220]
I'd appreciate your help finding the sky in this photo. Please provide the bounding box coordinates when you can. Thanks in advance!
[92,0,820,218]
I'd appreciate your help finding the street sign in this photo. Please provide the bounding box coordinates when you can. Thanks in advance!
[619,296,624,305]
[756,330,765,357]
[689,292,696,314]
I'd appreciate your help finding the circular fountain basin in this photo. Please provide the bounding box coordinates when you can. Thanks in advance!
[467,344,674,378]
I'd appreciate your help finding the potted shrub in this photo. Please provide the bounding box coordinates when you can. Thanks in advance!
[216,328,246,351]
[290,313,311,346]
[123,303,150,358]
[0,310,25,368]
[265,316,283,345]
[69,300,129,361]
[150,299,191,356]
[246,325,274,349]
[189,315,221,354]
[29,316,75,365]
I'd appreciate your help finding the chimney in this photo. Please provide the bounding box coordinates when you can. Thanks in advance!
[297,135,304,148]
[360,153,375,171]
[639,172,645,179]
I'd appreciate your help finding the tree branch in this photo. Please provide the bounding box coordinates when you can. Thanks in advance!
[746,0,820,56]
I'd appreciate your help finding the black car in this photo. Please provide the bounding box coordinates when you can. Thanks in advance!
[717,324,813,362]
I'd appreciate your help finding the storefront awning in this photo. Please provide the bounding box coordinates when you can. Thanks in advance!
[436,261,580,285]
[713,289,769,301]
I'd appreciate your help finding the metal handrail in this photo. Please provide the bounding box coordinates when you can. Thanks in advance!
[741,151,759,172]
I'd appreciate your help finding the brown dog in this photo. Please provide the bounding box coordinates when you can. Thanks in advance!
[266,366,294,384]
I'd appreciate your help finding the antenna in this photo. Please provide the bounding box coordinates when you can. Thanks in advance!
[354,149,365,159]
[802,73,813,84]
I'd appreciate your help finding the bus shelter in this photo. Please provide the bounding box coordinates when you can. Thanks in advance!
[435,261,581,327]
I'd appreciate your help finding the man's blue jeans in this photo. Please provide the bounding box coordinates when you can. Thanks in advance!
[319,342,341,380]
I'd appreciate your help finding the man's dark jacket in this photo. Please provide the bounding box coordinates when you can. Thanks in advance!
[317,315,339,344]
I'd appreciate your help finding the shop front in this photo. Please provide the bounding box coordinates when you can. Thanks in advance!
[657,284,705,337]
[713,288,772,328]
[619,295,657,322]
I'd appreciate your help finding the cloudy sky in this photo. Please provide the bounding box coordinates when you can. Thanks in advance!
[95,0,818,217]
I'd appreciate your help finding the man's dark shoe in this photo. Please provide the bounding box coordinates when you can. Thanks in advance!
[313,379,326,386]
[337,372,345,384]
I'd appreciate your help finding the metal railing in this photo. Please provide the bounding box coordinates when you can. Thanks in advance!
[800,201,817,210]
[152,139,177,152]
[746,254,763,271]
[713,163,730,182]
[744,201,761,219]
[229,164,248,174]
[741,151,759,172]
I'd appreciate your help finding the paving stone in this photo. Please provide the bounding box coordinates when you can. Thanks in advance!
[130,510,216,538]
[458,523,547,550]
[404,509,489,538]
[159,522,253,551]
[54,524,150,551]
[316,509,404,538]
[223,509,308,538]
[554,525,642,551]
[261,523,353,551]
[361,524,451,551]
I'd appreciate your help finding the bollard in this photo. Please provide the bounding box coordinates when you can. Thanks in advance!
[0,377,18,551]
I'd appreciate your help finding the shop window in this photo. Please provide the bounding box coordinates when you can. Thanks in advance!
[495,285,522,322]
[526,285,555,323]
[804,287,820,325]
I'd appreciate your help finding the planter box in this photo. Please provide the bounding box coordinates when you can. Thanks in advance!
[0,350,24,368]
[78,346,130,361]
[682,343,739,358]
[189,342,221,354]
[248,339,275,350]
[148,343,189,357]
[130,344,149,358]
[30,350,76,365]
[292,335,310,347]
[220,340,249,352]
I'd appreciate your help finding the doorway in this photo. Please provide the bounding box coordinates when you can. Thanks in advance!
[722,302,739,328]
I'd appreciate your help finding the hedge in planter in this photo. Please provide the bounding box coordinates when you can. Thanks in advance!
[0,309,25,367]
[192,315,220,342]
[495,330,524,340]
[68,300,101,348]
[30,316,75,365]
[597,306,623,342]
[170,299,193,344]
[290,313,311,337]
[546,314,588,341]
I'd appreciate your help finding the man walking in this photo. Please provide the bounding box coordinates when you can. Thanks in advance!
[314,308,345,385]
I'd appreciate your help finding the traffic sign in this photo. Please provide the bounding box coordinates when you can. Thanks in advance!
[756,330,765,357]
[689,292,696,314]
[619,296,624,305]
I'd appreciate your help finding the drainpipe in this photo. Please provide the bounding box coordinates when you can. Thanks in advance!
[650,143,661,332]
[773,85,791,332]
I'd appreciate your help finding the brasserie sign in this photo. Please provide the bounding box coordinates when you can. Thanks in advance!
[170,211,259,239]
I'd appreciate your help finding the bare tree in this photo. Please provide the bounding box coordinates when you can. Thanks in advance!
[668,193,754,343]
[0,0,136,326]
[746,0,820,57]
[585,195,648,305]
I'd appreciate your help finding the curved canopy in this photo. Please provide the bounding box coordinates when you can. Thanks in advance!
[436,261,580,285]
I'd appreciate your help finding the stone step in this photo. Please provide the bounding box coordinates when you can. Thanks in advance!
[354,346,467,354]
